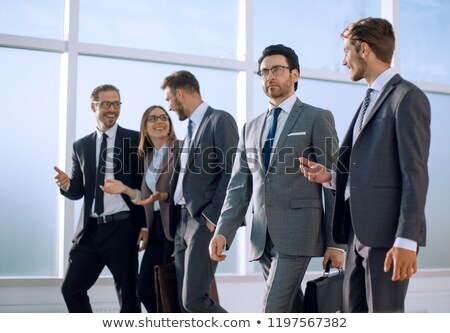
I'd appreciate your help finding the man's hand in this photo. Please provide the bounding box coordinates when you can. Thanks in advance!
[209,235,227,262]
[384,247,417,281]
[137,229,148,252]
[100,179,125,194]
[299,157,331,184]
[323,248,345,270]
[54,166,70,190]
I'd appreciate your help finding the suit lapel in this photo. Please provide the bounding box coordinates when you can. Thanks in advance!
[269,99,303,169]
[256,112,268,167]
[363,74,400,128]
[88,132,98,198]
[354,74,401,144]
[113,126,123,175]
[187,107,211,168]
[155,145,172,185]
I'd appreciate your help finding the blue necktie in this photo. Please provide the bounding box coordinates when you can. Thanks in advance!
[263,107,282,171]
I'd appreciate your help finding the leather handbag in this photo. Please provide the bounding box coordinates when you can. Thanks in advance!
[154,262,220,313]
[303,260,344,313]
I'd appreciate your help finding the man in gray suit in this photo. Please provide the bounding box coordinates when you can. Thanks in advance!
[300,18,430,312]
[161,70,238,312]
[209,45,344,312]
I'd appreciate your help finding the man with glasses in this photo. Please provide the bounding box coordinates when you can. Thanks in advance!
[54,84,146,312]
[210,44,344,312]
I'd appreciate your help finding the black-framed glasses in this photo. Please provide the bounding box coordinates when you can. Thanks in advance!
[94,101,122,109]
[147,115,170,122]
[257,65,290,78]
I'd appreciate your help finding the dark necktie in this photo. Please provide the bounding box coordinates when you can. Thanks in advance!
[187,119,193,142]
[95,132,108,215]
[263,107,282,171]
[355,88,373,137]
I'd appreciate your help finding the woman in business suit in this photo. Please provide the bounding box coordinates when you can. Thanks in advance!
[101,105,178,312]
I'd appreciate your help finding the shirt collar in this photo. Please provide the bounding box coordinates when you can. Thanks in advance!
[267,93,296,116]
[96,123,118,140]
[370,67,397,92]
[189,102,208,127]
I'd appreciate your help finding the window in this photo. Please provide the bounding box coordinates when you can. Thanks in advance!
[79,0,239,59]
[0,48,61,276]
[253,0,380,71]
[0,0,64,39]
[399,0,450,85]
[0,0,449,280]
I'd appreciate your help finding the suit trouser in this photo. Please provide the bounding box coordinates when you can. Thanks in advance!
[343,227,409,313]
[174,207,227,313]
[259,233,311,313]
[61,215,141,313]
[137,211,174,312]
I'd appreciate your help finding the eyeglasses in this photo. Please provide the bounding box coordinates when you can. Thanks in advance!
[147,115,169,122]
[94,101,122,109]
[257,65,290,78]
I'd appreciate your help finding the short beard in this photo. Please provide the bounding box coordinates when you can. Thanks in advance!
[351,54,367,82]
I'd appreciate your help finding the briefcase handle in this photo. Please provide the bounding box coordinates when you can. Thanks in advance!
[323,259,344,277]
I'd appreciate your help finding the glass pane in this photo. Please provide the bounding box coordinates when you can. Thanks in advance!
[420,92,450,269]
[0,0,64,39]
[253,0,380,72]
[79,0,238,59]
[399,0,450,85]
[0,48,60,276]
[75,56,238,273]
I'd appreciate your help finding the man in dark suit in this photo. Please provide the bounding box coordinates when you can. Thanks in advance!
[161,70,238,312]
[300,18,431,312]
[54,84,147,312]
[209,44,344,312]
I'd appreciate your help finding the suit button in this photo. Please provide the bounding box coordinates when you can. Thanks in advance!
[265,178,270,183]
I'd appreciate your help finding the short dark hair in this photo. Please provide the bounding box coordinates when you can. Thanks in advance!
[257,44,300,90]
[341,17,395,64]
[160,70,201,96]
[90,84,120,101]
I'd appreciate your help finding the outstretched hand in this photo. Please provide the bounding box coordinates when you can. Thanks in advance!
[135,191,167,206]
[54,166,70,189]
[100,179,125,194]
[299,157,331,184]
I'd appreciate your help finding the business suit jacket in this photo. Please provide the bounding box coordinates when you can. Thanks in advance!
[141,140,179,241]
[169,107,239,236]
[216,98,344,261]
[332,74,430,247]
[62,125,146,243]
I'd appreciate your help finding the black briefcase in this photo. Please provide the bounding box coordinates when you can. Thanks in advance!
[304,260,344,313]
